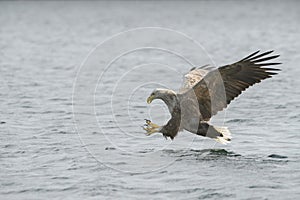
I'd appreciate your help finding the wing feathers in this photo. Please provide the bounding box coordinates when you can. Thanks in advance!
[181,50,281,120]
[258,63,282,66]
[252,55,280,63]
[247,50,273,61]
[240,50,260,61]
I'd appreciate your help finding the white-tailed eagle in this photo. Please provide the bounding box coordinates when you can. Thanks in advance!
[143,50,281,144]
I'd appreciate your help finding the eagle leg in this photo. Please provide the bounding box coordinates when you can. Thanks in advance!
[144,119,160,129]
[143,119,161,135]
[143,126,159,135]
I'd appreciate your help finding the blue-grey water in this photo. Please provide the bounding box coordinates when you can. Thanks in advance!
[1,1,300,199]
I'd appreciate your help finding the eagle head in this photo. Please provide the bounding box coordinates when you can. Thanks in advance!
[146,88,176,104]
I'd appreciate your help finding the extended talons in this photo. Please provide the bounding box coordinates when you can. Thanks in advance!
[143,119,161,136]
[144,119,160,128]
[144,119,151,124]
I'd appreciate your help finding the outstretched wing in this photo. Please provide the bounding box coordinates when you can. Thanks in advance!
[179,65,214,93]
[180,50,281,120]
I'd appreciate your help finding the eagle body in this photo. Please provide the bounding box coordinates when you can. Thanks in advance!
[144,51,281,144]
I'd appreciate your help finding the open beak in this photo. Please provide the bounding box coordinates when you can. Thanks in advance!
[147,95,155,104]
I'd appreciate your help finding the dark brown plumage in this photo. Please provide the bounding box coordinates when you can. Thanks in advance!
[180,50,281,120]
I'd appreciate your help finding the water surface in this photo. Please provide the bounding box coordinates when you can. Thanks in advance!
[0,1,299,199]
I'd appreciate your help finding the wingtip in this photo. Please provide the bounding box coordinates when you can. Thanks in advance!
[240,50,260,61]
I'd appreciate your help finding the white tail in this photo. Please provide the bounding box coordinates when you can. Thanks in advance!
[214,126,232,145]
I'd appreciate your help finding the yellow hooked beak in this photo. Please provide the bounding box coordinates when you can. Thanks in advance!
[147,95,155,104]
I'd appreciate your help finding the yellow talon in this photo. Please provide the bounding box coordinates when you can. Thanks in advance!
[146,129,158,136]
[145,119,160,129]
[143,119,161,136]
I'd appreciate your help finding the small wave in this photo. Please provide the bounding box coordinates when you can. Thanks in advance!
[226,119,253,123]
[105,147,116,150]
[274,104,287,109]
[2,186,77,194]
[249,185,282,189]
[133,105,147,108]
[3,144,15,148]
[268,154,288,159]
[188,149,241,157]
[48,98,69,101]
[289,114,300,119]
[207,149,241,157]
[51,176,69,180]
[57,131,68,134]
[138,149,154,153]
[162,148,241,159]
